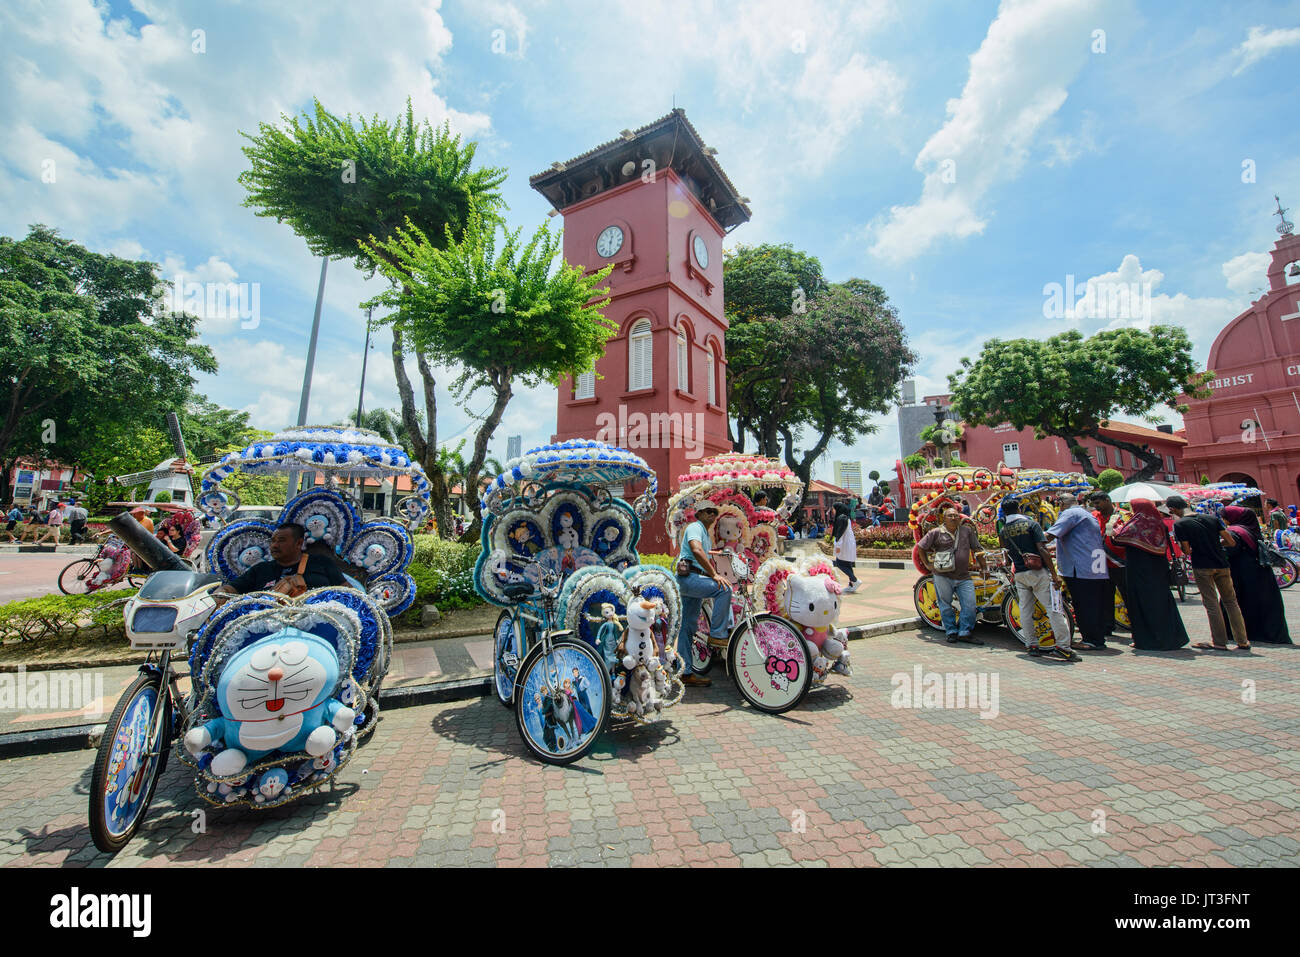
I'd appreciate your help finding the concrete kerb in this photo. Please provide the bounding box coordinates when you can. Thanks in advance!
[0,619,918,759]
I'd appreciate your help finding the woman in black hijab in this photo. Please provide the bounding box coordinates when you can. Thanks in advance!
[1221,506,1292,644]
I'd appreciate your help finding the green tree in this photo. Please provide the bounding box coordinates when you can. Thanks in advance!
[723,243,829,451]
[0,225,216,497]
[1097,468,1124,492]
[949,327,1211,480]
[365,210,615,535]
[201,433,288,506]
[180,394,257,461]
[238,98,507,534]
[724,263,915,485]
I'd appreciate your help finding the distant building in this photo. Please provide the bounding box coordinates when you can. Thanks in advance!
[799,479,855,525]
[1180,197,1300,502]
[909,408,1186,482]
[833,460,863,496]
[897,392,954,463]
[506,435,522,460]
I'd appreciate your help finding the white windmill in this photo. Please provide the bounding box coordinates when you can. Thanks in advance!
[110,412,212,505]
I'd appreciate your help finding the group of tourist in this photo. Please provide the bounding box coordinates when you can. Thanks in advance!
[916,490,1292,658]
[4,498,89,546]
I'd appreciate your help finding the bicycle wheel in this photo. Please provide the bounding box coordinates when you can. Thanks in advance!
[514,638,611,765]
[727,613,812,714]
[1001,591,1075,646]
[1113,590,1131,632]
[912,576,945,630]
[88,672,171,855]
[493,608,526,707]
[1273,555,1298,590]
[690,601,715,675]
[58,558,99,595]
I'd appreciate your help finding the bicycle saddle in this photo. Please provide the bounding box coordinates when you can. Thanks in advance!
[503,581,533,600]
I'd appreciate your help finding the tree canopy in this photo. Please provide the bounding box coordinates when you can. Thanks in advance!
[365,210,614,534]
[238,98,509,535]
[0,225,217,497]
[723,243,914,487]
[948,326,1211,479]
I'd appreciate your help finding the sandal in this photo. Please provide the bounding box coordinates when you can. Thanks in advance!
[1193,642,1232,651]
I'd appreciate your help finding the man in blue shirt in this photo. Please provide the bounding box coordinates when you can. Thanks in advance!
[1047,493,1113,650]
[675,504,729,687]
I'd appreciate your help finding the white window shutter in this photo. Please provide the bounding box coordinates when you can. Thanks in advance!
[677,334,688,392]
[575,369,595,399]
[707,346,716,404]
[629,319,652,391]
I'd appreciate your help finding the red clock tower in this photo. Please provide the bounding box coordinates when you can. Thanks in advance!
[531,110,751,550]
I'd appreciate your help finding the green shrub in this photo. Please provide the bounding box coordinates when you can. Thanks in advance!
[153,490,172,503]
[1097,469,1124,493]
[0,590,137,641]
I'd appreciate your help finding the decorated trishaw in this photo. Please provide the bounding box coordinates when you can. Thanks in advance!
[58,504,204,595]
[667,453,852,715]
[476,440,685,765]
[909,465,1089,646]
[88,425,424,853]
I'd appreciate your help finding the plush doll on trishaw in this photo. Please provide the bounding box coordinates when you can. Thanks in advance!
[668,453,852,715]
[87,426,423,853]
[476,441,685,765]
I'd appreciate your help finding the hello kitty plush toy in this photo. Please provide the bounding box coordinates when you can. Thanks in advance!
[783,572,851,681]
[184,628,355,777]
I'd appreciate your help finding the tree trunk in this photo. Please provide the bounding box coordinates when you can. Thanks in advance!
[462,370,514,542]
[1084,431,1163,482]
[1061,435,1097,476]
[390,326,453,537]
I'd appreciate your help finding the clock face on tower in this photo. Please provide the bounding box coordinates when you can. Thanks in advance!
[596,225,624,258]
[692,234,709,269]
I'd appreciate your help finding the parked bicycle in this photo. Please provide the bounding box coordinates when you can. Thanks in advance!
[59,535,143,595]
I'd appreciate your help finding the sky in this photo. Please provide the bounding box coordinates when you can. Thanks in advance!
[3,0,1298,483]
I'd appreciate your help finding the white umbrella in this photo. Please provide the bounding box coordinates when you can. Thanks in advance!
[1108,481,1177,503]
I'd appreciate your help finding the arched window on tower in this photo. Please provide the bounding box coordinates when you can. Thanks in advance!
[629,318,653,391]
[706,343,717,405]
[677,330,689,393]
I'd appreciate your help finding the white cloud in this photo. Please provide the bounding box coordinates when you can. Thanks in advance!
[868,0,1122,262]
[1232,25,1300,75]
[1222,251,1271,294]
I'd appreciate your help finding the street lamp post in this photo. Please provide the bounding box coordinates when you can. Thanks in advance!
[286,256,329,500]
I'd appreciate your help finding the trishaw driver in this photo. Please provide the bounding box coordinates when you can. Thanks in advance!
[675,504,730,688]
[219,523,346,597]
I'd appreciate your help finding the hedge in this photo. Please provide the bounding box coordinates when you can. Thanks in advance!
[0,590,138,642]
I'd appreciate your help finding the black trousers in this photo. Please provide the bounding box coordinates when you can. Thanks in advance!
[1066,575,1114,645]
[69,519,86,543]
[834,558,857,584]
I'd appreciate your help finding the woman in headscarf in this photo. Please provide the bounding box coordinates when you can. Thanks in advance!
[1221,505,1292,644]
[1111,499,1189,650]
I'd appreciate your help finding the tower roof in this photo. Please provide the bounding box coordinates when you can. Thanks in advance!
[530,109,752,230]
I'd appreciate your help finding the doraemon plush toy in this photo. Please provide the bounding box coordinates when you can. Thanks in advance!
[253,767,289,804]
[184,628,355,777]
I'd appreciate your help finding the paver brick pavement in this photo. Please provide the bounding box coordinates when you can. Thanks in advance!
[1,621,1298,867]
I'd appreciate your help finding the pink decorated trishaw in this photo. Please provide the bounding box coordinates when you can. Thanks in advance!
[668,453,852,714]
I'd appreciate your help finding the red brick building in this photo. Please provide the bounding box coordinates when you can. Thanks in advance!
[910,406,1187,483]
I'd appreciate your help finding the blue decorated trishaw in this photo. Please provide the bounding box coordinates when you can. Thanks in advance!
[87,425,426,853]
[476,440,684,764]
